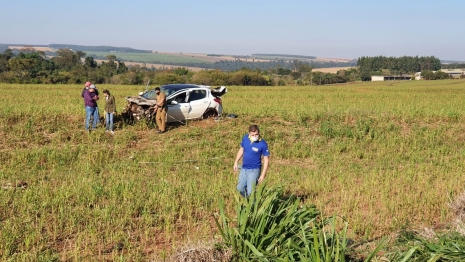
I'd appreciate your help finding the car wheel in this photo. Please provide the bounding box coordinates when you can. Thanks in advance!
[202,109,218,119]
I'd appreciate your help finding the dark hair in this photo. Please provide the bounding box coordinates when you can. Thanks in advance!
[155,87,161,91]
[103,89,110,95]
[248,125,260,133]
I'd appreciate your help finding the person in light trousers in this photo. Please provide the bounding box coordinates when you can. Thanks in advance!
[233,125,270,197]
[102,89,116,134]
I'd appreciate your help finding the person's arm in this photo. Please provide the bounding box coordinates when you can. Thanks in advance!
[157,93,166,107]
[110,96,116,113]
[258,156,269,184]
[91,92,99,101]
[233,147,244,171]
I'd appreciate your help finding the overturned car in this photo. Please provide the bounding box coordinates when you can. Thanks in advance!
[121,84,227,123]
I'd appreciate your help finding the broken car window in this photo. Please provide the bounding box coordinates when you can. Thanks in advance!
[187,90,207,102]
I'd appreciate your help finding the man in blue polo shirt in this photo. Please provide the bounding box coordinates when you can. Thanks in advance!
[233,125,270,197]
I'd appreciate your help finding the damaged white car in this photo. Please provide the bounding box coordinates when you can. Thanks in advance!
[122,84,227,123]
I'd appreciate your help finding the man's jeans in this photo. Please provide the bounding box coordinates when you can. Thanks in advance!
[94,107,100,126]
[105,112,114,131]
[236,168,260,197]
[85,106,98,130]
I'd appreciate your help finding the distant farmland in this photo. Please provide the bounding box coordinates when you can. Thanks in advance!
[87,51,214,65]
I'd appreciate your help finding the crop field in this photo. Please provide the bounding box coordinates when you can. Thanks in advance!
[2,80,465,260]
[86,52,214,65]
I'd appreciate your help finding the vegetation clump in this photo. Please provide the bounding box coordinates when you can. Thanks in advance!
[215,185,350,261]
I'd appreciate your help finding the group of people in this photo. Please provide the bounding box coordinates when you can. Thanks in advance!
[81,81,116,134]
[82,82,269,197]
[81,83,167,134]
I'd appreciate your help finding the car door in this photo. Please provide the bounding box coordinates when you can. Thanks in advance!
[166,92,189,122]
[186,89,210,119]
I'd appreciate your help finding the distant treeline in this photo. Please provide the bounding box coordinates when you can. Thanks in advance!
[357,56,442,81]
[252,54,317,59]
[442,63,465,69]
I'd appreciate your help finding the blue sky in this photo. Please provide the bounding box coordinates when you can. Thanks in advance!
[1,0,464,60]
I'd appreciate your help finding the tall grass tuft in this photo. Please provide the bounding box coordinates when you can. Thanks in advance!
[215,185,353,261]
[386,230,465,261]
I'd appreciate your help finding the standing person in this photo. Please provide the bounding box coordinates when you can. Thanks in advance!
[81,81,91,99]
[89,84,100,127]
[83,85,99,132]
[233,125,270,197]
[154,87,167,134]
[81,81,91,126]
[103,89,116,134]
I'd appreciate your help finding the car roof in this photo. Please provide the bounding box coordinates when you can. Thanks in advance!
[160,84,207,91]
[159,84,210,97]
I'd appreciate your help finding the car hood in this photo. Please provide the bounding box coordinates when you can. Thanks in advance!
[125,96,157,106]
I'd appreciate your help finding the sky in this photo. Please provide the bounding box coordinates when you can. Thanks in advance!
[1,0,465,61]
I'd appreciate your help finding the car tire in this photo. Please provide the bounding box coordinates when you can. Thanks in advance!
[202,109,218,119]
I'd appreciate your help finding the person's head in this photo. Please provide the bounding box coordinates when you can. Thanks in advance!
[103,89,110,96]
[89,84,96,92]
[85,81,91,88]
[155,87,160,95]
[248,125,260,141]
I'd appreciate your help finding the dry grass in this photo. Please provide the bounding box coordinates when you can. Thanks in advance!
[448,191,465,235]
[168,242,232,262]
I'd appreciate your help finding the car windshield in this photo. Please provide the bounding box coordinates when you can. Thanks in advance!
[141,89,157,99]
[142,84,197,99]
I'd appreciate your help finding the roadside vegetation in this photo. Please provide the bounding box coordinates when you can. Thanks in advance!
[2,80,465,260]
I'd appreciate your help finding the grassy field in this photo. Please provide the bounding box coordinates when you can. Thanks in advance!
[86,52,214,65]
[1,80,465,260]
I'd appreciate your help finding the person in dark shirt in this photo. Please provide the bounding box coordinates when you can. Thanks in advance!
[83,86,99,132]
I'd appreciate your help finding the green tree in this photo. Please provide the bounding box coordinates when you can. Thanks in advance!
[0,49,14,73]
[84,56,98,68]
[52,48,82,70]
[8,52,54,83]
[421,70,435,80]
[435,71,450,80]
[116,61,129,74]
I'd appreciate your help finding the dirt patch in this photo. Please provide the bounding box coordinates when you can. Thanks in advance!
[8,46,55,52]
[313,67,354,73]
[315,57,352,63]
